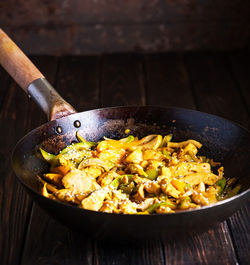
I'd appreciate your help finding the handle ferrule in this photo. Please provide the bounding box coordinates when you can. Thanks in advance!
[28,78,76,120]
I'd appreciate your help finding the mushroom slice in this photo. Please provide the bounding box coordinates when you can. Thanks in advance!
[129,135,162,150]
[42,183,56,200]
[43,173,63,186]
[78,158,114,171]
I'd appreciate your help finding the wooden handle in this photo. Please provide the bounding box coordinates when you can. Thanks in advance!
[0,29,44,92]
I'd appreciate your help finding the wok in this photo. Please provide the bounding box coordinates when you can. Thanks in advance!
[1,29,249,239]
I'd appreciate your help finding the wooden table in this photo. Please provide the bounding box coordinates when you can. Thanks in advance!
[0,51,249,265]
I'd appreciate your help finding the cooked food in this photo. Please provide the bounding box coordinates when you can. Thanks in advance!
[39,132,240,214]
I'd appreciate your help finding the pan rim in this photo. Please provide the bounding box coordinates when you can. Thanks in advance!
[12,105,250,217]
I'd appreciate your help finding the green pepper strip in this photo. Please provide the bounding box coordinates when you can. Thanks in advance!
[76,132,97,147]
[162,134,173,147]
[216,177,226,195]
[145,168,158,180]
[110,175,134,189]
[120,182,135,194]
[146,201,176,213]
[119,135,134,143]
[162,149,172,160]
[225,184,241,199]
[60,142,95,154]
[179,197,191,210]
[40,148,56,162]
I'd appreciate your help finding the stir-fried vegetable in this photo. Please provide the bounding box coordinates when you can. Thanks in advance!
[39,132,240,214]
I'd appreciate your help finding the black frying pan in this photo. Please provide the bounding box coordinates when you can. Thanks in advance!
[1,29,249,239]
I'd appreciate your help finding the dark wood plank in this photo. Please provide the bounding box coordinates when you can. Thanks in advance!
[146,53,238,265]
[94,240,163,265]
[100,54,146,107]
[55,56,100,111]
[21,56,98,265]
[184,52,249,129]
[227,201,250,265]
[0,56,52,265]
[22,207,93,265]
[95,54,163,265]
[226,51,250,265]
[228,51,250,114]
[145,53,195,109]
[163,225,238,265]
[184,52,250,264]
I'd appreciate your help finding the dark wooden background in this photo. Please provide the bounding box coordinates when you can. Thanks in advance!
[0,51,249,264]
[1,0,250,54]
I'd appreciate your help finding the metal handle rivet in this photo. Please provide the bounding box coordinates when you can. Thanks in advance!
[74,120,81,128]
[56,126,63,134]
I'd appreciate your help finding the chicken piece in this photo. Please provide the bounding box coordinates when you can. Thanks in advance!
[119,201,137,214]
[81,166,104,179]
[204,186,218,204]
[183,172,221,186]
[62,169,100,194]
[137,198,155,211]
[144,181,161,195]
[192,191,209,206]
[169,162,211,178]
[98,149,126,164]
[81,187,110,211]
[195,182,205,193]
[157,167,172,182]
[55,189,80,204]
[155,206,175,214]
[171,179,185,193]
[124,149,143,164]
[143,150,163,161]
[161,179,180,199]
[100,200,119,213]
[97,171,119,187]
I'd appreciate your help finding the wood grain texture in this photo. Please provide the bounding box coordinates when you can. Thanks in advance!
[145,53,195,109]
[21,207,93,265]
[94,240,163,265]
[55,56,100,112]
[227,201,250,265]
[1,0,249,25]
[184,52,249,128]
[0,72,34,265]
[162,225,238,265]
[0,29,44,91]
[184,51,250,265]
[3,21,250,55]
[228,51,250,114]
[1,1,250,54]
[226,51,250,265]
[146,54,238,265]
[100,54,146,107]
